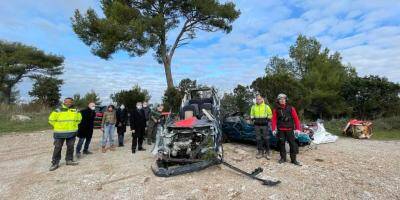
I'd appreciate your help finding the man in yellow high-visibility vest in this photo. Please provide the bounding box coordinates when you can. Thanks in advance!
[250,95,272,159]
[48,97,82,171]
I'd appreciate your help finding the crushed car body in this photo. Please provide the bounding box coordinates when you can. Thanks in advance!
[222,113,312,147]
[343,119,373,139]
[152,87,223,177]
[151,88,281,186]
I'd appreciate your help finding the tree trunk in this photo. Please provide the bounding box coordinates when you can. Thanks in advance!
[163,59,174,88]
[4,86,12,104]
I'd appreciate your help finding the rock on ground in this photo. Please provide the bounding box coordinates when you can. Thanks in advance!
[10,115,31,122]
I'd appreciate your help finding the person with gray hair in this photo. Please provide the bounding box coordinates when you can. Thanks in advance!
[116,104,128,147]
[271,93,302,166]
[76,102,96,158]
[129,102,147,154]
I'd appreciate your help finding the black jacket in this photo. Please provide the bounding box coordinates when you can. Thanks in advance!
[77,108,95,138]
[129,108,147,130]
[116,108,128,126]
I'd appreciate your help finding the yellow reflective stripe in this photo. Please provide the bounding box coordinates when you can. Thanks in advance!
[54,130,78,133]
[52,120,78,122]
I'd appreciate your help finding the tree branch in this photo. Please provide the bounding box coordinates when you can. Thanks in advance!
[168,19,190,59]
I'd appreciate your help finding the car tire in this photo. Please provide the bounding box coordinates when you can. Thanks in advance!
[221,132,230,143]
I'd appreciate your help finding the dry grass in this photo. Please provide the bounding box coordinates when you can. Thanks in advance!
[0,103,51,135]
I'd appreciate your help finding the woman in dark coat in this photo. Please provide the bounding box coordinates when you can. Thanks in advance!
[76,102,96,158]
[116,104,128,146]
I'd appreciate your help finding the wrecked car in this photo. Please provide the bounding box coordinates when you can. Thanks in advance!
[343,119,373,139]
[151,88,281,186]
[152,87,223,177]
[222,113,312,147]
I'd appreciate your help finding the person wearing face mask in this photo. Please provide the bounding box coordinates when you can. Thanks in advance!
[48,98,82,171]
[142,102,151,144]
[129,102,147,154]
[76,102,96,158]
[101,105,117,153]
[116,104,128,147]
[271,94,302,166]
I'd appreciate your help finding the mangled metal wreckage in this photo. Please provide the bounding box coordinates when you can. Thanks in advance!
[152,88,223,176]
[151,88,280,186]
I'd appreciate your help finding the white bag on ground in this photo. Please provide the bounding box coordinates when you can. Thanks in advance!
[312,120,338,144]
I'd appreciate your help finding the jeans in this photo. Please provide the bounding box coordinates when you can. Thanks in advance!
[118,132,124,145]
[254,125,270,153]
[76,137,92,153]
[102,124,115,147]
[52,137,75,164]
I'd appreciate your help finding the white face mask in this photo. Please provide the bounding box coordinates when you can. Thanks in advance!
[89,104,96,110]
[120,105,125,110]
[136,105,142,110]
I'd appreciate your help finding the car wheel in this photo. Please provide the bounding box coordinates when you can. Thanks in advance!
[221,132,230,143]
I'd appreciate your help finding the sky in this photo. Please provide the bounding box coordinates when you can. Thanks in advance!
[0,0,399,104]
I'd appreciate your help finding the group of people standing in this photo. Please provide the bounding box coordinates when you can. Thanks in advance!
[47,93,301,171]
[47,98,164,171]
[250,93,302,166]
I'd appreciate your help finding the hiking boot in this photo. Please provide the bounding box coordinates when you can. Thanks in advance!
[82,150,93,155]
[66,160,79,166]
[49,164,59,171]
[132,149,136,154]
[76,152,81,159]
[118,143,124,147]
[256,151,263,159]
[110,145,116,151]
[101,146,107,153]
[138,148,146,151]
[291,160,302,166]
[278,159,286,164]
[264,151,271,160]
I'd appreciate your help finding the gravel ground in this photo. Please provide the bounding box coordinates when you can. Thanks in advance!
[0,129,399,200]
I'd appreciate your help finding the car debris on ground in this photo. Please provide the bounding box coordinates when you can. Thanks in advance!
[343,119,373,139]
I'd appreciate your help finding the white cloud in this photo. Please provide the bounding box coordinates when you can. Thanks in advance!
[4,0,400,105]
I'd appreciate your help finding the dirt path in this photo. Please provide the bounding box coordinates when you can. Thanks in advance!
[0,129,399,200]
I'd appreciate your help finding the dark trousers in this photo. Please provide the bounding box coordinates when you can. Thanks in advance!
[146,122,157,142]
[278,130,299,161]
[52,137,76,164]
[254,125,270,153]
[132,127,145,151]
[117,126,126,145]
[76,137,92,153]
